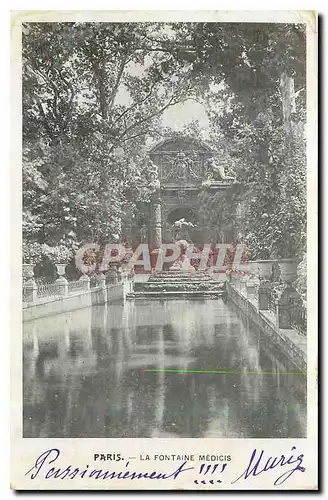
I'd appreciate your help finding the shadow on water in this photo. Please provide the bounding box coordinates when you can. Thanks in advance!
[23,298,306,438]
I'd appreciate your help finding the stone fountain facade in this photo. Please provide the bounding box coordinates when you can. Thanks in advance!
[147,137,236,248]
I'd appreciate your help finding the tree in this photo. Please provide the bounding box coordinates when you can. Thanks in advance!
[22,22,307,265]
[22,22,200,259]
[175,22,307,259]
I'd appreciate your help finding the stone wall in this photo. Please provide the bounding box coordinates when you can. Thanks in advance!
[226,282,307,373]
[23,282,133,322]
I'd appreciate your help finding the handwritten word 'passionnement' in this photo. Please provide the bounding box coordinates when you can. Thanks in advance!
[231,447,306,487]
[25,449,194,481]
[25,447,306,487]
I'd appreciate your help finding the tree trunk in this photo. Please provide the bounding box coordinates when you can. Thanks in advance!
[280,72,296,134]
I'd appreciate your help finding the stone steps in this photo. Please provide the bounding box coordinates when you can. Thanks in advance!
[152,271,208,276]
[147,277,217,282]
[147,273,219,281]
[127,290,225,300]
[127,271,226,300]
[136,285,224,291]
[134,281,223,290]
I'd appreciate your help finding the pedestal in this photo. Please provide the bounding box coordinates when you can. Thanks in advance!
[56,276,68,296]
[258,280,271,310]
[79,273,91,290]
[24,278,37,303]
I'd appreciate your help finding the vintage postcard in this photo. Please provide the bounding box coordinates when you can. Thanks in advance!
[11,10,318,490]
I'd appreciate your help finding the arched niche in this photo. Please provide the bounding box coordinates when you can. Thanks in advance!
[167,207,198,225]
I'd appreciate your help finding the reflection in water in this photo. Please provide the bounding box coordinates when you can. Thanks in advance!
[23,299,306,438]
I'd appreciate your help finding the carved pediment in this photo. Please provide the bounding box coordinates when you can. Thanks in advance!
[149,137,212,154]
[149,137,213,186]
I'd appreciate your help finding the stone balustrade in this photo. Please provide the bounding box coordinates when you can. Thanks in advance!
[22,264,133,305]
[230,262,306,336]
[226,282,307,373]
[257,282,306,334]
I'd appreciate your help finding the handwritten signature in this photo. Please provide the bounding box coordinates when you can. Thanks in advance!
[25,446,305,487]
[25,449,194,481]
[231,446,306,486]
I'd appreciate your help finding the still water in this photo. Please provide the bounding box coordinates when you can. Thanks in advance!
[23,299,306,438]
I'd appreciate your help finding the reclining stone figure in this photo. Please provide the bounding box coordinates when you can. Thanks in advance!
[204,158,236,183]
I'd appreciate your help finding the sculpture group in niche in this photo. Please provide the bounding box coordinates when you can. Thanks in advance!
[150,153,235,187]
[161,152,201,183]
[203,157,236,184]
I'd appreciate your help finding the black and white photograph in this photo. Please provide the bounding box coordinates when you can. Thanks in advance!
[12,10,317,491]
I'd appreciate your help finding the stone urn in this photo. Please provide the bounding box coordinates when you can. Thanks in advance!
[248,260,275,280]
[22,263,35,279]
[278,258,298,283]
[55,263,67,277]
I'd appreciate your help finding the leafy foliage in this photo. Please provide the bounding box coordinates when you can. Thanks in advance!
[293,253,307,301]
[22,22,307,270]
[22,22,197,261]
[187,23,307,259]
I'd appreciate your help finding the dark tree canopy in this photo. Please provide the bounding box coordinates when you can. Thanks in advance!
[22,22,306,263]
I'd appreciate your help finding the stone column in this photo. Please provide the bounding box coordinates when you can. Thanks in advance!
[149,191,162,249]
